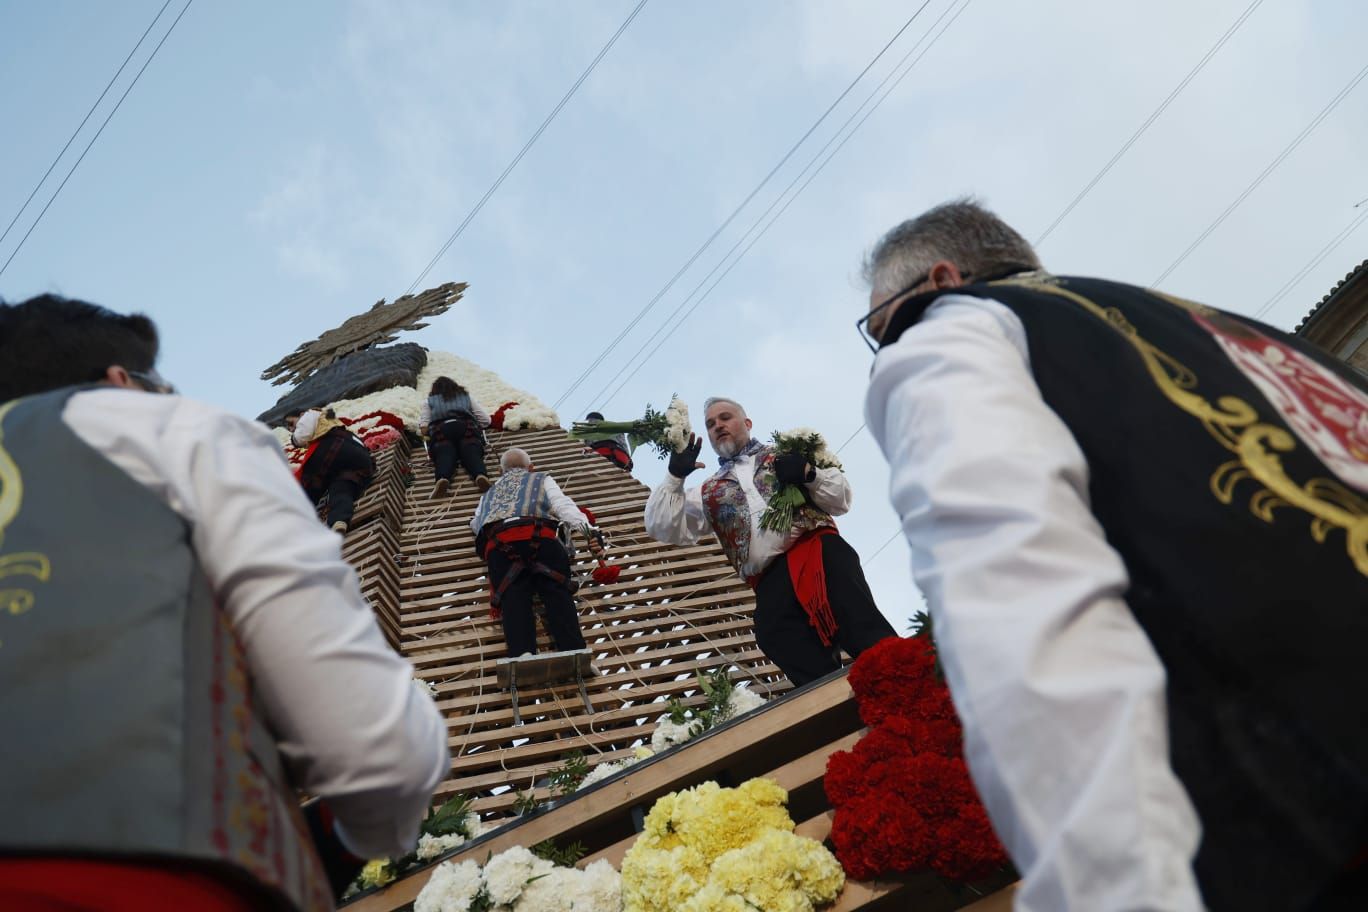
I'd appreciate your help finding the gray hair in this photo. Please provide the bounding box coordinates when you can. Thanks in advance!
[862,198,1042,296]
[703,397,746,418]
[500,447,532,471]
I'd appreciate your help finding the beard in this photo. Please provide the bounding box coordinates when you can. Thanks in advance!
[713,434,747,458]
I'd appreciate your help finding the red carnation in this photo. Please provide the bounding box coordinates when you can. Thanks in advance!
[825,633,1009,885]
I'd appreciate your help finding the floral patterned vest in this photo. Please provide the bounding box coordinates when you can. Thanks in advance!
[700,444,836,579]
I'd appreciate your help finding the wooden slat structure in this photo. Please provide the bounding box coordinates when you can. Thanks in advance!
[341,424,792,817]
[338,422,1014,910]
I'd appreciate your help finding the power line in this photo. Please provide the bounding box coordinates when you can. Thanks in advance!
[580,0,966,415]
[551,2,937,412]
[0,0,195,279]
[1034,0,1263,247]
[862,527,903,566]
[1253,205,1368,321]
[1151,59,1368,288]
[0,0,174,252]
[401,0,651,298]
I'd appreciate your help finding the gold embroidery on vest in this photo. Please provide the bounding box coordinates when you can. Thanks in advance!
[0,400,53,644]
[991,275,1368,577]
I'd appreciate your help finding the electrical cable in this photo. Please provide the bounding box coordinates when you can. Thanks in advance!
[401,0,651,297]
[588,0,971,412]
[1253,205,1368,321]
[580,0,965,414]
[1033,0,1264,247]
[552,2,937,411]
[0,0,173,251]
[1151,59,1368,288]
[0,0,195,278]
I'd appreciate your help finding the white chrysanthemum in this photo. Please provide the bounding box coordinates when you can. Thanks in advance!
[662,397,692,452]
[578,859,624,911]
[483,845,541,906]
[270,426,293,449]
[650,717,696,753]
[579,759,627,790]
[508,864,578,912]
[726,686,766,717]
[416,831,468,861]
[463,812,484,838]
[414,677,439,699]
[414,858,483,912]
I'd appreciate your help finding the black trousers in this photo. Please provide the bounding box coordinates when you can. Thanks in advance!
[301,431,374,527]
[754,533,895,686]
[429,418,486,482]
[487,539,586,656]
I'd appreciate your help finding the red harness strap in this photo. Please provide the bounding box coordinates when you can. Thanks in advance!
[483,522,566,620]
[589,443,633,470]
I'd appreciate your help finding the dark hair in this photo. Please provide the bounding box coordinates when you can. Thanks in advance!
[429,376,466,399]
[586,411,605,421]
[0,294,160,401]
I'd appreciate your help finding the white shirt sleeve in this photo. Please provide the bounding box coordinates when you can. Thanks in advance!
[643,473,711,545]
[469,400,491,428]
[418,399,431,430]
[542,475,589,529]
[64,389,450,860]
[805,464,852,516]
[863,295,1205,912]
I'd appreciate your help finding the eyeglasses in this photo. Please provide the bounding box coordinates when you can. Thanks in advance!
[856,270,970,353]
[129,368,177,395]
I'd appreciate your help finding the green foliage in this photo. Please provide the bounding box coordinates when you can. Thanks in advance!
[548,750,591,797]
[908,610,933,638]
[512,786,541,817]
[422,792,476,839]
[531,838,588,868]
[668,667,738,739]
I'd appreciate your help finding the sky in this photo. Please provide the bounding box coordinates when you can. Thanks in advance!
[3,0,1367,629]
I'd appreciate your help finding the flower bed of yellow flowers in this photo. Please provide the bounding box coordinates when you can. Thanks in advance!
[621,778,844,912]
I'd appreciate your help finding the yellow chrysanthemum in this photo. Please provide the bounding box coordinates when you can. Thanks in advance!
[358,858,396,889]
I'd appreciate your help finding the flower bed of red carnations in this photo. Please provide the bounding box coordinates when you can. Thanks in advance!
[824,629,1010,883]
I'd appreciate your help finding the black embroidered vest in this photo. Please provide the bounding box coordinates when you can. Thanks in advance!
[882,274,1368,911]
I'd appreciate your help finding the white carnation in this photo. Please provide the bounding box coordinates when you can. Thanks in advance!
[415,858,483,912]
[650,717,696,753]
[662,397,692,452]
[416,831,468,861]
[726,686,766,717]
[508,864,577,912]
[483,845,540,905]
[577,859,623,911]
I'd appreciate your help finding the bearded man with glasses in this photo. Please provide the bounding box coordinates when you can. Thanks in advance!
[857,199,1368,912]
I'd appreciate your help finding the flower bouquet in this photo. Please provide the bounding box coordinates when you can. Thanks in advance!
[343,792,484,898]
[621,778,844,912]
[415,844,621,912]
[569,396,692,459]
[757,428,843,534]
[824,622,1010,883]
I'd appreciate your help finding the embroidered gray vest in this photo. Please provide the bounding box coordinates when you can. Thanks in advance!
[700,445,835,579]
[0,388,333,912]
[473,468,557,532]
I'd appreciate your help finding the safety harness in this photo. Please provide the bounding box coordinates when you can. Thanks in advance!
[477,517,574,618]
